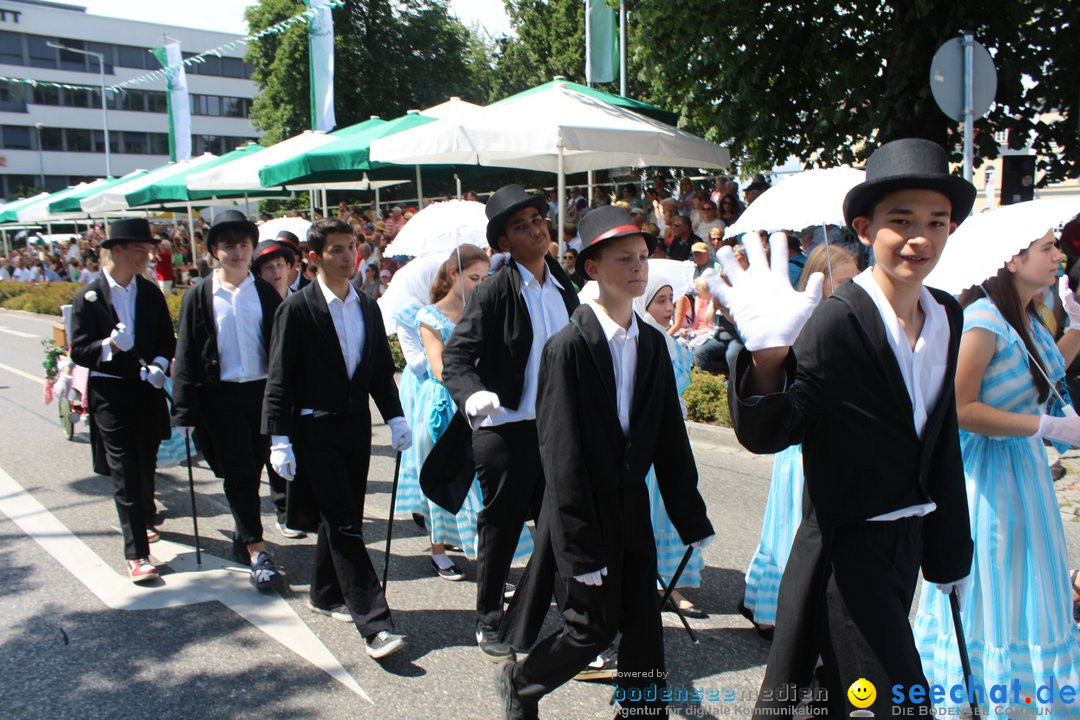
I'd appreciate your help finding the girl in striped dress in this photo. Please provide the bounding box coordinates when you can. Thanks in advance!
[634,269,707,617]
[914,230,1080,714]
[415,246,533,580]
[741,244,859,636]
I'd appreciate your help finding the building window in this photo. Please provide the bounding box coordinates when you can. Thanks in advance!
[86,42,115,74]
[0,84,26,112]
[39,126,63,151]
[27,35,56,69]
[117,44,148,69]
[199,55,221,76]
[43,175,67,191]
[58,39,87,72]
[6,174,40,196]
[221,57,244,78]
[2,125,31,149]
[65,128,91,152]
[31,85,59,105]
[0,30,23,65]
[92,130,119,154]
[146,91,166,113]
[62,87,94,108]
[123,131,148,154]
[222,96,245,118]
[149,133,169,155]
[119,89,146,112]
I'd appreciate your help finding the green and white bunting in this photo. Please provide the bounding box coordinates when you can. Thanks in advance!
[151,39,192,162]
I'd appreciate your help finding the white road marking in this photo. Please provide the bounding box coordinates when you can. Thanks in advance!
[0,464,371,703]
[0,360,44,383]
[0,325,39,338]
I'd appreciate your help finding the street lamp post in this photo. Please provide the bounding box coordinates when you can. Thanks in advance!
[33,122,44,188]
[46,41,111,177]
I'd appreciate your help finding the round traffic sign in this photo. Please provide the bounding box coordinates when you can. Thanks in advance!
[930,37,997,122]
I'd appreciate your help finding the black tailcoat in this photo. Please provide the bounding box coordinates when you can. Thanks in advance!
[727,280,973,713]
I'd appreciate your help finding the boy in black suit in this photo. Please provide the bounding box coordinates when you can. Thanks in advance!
[713,139,976,717]
[441,185,579,662]
[494,206,713,719]
[262,218,412,659]
[172,211,284,589]
[69,219,176,583]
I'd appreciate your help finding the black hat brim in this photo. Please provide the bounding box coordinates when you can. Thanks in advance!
[207,220,259,247]
[100,235,161,249]
[843,174,976,226]
[486,196,549,250]
[576,229,657,277]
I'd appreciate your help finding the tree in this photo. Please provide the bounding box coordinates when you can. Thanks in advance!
[245,0,494,145]
[629,0,1077,184]
[487,0,587,100]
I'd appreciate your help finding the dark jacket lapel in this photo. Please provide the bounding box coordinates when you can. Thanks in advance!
[93,273,119,325]
[303,280,349,380]
[571,304,619,425]
[200,273,218,347]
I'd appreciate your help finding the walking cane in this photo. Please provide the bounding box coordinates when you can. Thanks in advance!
[657,547,699,644]
[183,428,201,565]
[381,451,403,589]
[949,589,979,717]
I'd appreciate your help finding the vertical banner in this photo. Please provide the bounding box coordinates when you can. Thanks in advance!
[585,0,617,85]
[151,39,192,161]
[306,0,336,132]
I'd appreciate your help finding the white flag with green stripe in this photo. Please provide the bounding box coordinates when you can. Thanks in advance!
[306,0,336,132]
[151,40,192,161]
[585,0,617,85]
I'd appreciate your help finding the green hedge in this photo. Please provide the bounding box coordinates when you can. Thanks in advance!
[388,333,406,372]
[1,282,80,315]
[683,368,731,426]
[0,280,33,303]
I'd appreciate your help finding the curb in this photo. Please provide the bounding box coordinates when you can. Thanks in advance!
[686,420,746,452]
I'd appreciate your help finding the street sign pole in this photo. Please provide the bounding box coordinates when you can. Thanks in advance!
[962,33,975,182]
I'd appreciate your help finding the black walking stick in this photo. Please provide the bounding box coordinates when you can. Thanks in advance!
[381,451,403,589]
[949,589,979,717]
[657,547,699,644]
[183,428,202,565]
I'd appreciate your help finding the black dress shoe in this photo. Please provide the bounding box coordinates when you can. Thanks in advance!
[494,659,538,720]
[431,557,465,581]
[366,630,405,659]
[477,623,516,663]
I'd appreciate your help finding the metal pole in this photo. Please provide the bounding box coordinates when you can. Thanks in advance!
[34,123,44,188]
[415,165,424,210]
[455,172,462,200]
[321,186,328,216]
[619,0,627,97]
[187,201,196,262]
[962,33,974,183]
[557,141,566,258]
[100,58,111,177]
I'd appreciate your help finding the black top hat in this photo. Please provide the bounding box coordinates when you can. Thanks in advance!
[101,218,159,249]
[485,184,548,250]
[251,239,294,273]
[275,230,301,250]
[576,206,657,276]
[207,210,259,247]
[843,138,976,226]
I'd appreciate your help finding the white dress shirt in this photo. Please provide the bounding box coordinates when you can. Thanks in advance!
[486,263,571,427]
[97,267,139,371]
[587,301,639,435]
[212,271,266,382]
[319,275,365,380]
[853,269,948,521]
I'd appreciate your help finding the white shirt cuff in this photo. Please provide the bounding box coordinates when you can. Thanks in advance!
[270,435,291,449]
[101,340,114,363]
[152,356,170,372]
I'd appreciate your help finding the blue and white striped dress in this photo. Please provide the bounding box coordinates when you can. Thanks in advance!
[742,444,804,625]
[415,305,533,563]
[913,298,1080,714]
[646,338,704,588]
[395,305,429,519]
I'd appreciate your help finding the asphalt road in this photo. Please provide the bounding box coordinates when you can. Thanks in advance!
[2,306,1078,720]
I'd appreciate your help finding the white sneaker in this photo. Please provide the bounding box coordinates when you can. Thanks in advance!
[276,521,305,539]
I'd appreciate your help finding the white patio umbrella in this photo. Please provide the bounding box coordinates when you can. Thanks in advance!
[578,258,695,303]
[925,197,1080,296]
[382,199,487,258]
[80,155,221,215]
[369,80,729,248]
[258,217,311,242]
[723,166,866,239]
[377,253,445,334]
[15,181,107,223]
[186,131,339,193]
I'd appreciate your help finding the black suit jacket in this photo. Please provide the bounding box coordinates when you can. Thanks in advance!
[442,254,579,413]
[261,278,402,437]
[728,280,972,584]
[172,274,281,427]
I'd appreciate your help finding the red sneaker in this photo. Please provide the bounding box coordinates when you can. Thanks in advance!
[128,558,159,583]
[146,526,160,543]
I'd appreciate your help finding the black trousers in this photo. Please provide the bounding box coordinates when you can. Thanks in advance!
[473,420,544,629]
[89,379,163,560]
[295,412,393,639]
[200,380,269,547]
[266,462,288,525]
[513,493,666,716]
[755,514,931,718]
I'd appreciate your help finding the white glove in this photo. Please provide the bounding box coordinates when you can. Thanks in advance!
[935,574,971,607]
[388,416,412,451]
[690,534,715,551]
[708,232,824,352]
[464,390,503,418]
[139,364,167,389]
[270,437,296,482]
[109,322,135,352]
[52,373,73,399]
[574,567,608,586]
[1060,276,1080,331]
[1037,406,1080,446]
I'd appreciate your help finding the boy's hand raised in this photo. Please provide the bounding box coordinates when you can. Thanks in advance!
[708,232,824,352]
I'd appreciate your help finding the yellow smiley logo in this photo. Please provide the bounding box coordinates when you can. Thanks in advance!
[847,678,876,709]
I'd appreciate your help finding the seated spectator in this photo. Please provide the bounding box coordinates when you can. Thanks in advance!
[691,242,714,278]
[693,198,724,241]
[620,183,643,210]
[744,180,770,205]
[677,177,697,217]
[718,193,741,226]
[561,247,586,291]
[667,215,699,262]
[629,207,647,230]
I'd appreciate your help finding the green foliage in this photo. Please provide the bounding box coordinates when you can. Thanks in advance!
[41,338,63,382]
[629,0,1077,184]
[0,282,80,315]
[388,332,405,372]
[683,368,731,427]
[486,0,587,100]
[245,0,497,145]
[0,280,32,303]
[166,289,186,331]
